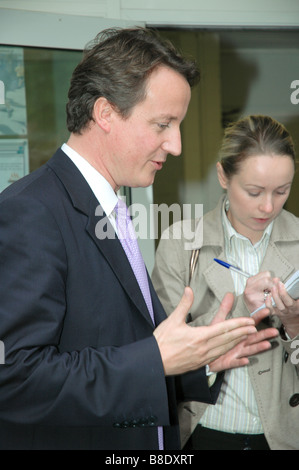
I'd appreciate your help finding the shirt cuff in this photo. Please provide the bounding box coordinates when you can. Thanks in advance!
[206,365,217,387]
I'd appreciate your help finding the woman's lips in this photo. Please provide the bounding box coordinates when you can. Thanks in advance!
[253,217,270,223]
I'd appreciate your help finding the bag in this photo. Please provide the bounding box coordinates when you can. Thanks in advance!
[186,249,200,324]
[189,249,200,285]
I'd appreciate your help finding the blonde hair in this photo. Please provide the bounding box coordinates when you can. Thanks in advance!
[219,115,296,178]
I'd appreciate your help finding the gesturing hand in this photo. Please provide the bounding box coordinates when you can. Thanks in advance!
[208,307,278,373]
[153,288,257,376]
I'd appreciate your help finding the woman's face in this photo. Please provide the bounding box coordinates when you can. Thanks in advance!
[217,154,295,244]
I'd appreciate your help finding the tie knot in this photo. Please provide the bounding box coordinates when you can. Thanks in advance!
[115,198,130,221]
[115,197,127,212]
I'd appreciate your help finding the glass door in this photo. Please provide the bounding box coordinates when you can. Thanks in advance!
[0,45,82,189]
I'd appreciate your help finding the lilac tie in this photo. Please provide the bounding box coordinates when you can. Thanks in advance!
[115,198,155,325]
[115,198,164,450]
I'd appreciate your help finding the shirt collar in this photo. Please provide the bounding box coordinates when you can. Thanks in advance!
[61,143,118,217]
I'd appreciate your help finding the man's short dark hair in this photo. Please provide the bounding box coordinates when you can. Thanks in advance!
[66,27,200,134]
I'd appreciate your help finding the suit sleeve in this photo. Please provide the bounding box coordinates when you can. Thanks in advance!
[0,194,170,427]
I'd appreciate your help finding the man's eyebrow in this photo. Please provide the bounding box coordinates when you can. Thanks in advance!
[157,114,178,121]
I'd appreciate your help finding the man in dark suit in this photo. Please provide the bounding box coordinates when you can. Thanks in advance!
[0,28,276,450]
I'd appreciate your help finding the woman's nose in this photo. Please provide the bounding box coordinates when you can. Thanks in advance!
[259,196,274,214]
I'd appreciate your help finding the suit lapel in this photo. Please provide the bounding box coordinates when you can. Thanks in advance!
[261,241,294,282]
[47,149,155,327]
[86,207,156,327]
[203,249,235,304]
[148,276,167,325]
[260,211,299,282]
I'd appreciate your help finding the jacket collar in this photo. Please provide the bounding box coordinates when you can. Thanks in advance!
[47,148,94,215]
[47,148,160,327]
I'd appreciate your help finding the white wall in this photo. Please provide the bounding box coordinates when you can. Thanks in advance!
[0,0,298,27]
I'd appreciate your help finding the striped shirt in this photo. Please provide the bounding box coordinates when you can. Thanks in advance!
[200,199,273,434]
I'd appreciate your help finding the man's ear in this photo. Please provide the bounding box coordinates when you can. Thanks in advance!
[216,162,229,190]
[93,97,113,132]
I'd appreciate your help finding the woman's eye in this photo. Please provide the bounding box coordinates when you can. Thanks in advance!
[276,191,287,196]
[248,190,288,197]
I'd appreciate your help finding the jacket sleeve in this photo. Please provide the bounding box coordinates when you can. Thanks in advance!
[0,194,170,428]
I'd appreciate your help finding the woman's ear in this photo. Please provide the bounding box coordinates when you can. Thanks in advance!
[93,97,113,132]
[216,162,229,190]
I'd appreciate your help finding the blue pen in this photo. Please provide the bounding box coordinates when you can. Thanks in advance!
[214,258,250,278]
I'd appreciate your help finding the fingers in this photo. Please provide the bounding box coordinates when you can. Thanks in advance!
[208,326,279,373]
[154,292,256,376]
[209,291,256,353]
[204,321,256,354]
[236,328,278,361]
[210,292,235,325]
[209,355,250,372]
[265,294,274,311]
[265,278,293,311]
[170,287,194,323]
[246,271,273,291]
[265,280,295,316]
[202,336,250,369]
[218,292,235,318]
[235,329,278,359]
[251,307,271,325]
[272,281,293,310]
[244,327,278,345]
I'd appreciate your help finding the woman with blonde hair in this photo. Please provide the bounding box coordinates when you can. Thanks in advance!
[152,115,299,450]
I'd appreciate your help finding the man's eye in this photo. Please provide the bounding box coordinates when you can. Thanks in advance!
[158,123,170,130]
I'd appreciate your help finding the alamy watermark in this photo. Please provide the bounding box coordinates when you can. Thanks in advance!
[95,200,203,250]
[0,80,4,105]
[291,339,299,365]
[290,80,299,105]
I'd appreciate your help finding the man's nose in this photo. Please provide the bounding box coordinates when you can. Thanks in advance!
[161,129,182,156]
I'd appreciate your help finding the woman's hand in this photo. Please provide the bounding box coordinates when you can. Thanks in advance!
[243,271,274,312]
[265,280,299,339]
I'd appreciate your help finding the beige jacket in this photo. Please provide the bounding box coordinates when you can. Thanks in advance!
[152,196,299,450]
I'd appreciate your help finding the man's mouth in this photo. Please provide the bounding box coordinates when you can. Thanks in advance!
[151,161,164,170]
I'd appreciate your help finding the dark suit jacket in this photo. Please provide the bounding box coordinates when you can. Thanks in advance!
[0,149,222,450]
